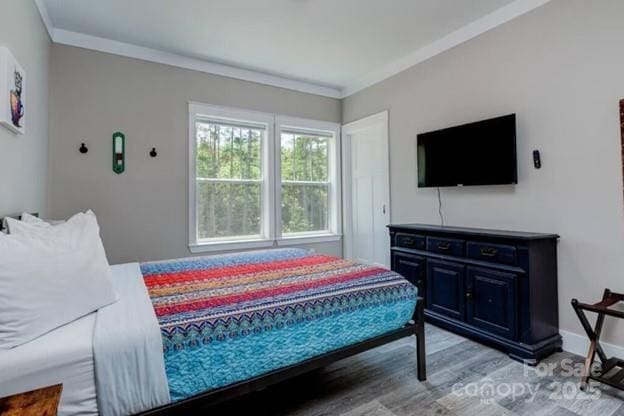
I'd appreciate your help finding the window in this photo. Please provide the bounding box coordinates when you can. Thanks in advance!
[195,121,264,240]
[189,104,340,252]
[280,131,330,234]
[276,116,340,241]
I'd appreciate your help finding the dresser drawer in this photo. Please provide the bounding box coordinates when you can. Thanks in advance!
[466,242,517,265]
[426,237,464,256]
[395,233,426,250]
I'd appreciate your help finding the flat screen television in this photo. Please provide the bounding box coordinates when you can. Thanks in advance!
[417,114,517,187]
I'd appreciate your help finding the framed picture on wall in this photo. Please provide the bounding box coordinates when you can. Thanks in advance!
[0,47,25,135]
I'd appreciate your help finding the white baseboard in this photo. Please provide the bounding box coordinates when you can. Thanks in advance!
[561,329,624,359]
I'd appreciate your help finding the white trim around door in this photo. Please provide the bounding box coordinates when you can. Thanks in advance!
[342,111,391,267]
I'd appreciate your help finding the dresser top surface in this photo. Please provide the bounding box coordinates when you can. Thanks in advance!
[388,223,559,241]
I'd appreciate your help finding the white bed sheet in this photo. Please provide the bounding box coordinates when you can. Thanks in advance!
[0,312,98,416]
[93,262,170,416]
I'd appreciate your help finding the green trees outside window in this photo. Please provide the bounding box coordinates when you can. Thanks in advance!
[193,115,336,243]
[196,121,263,239]
[280,132,329,234]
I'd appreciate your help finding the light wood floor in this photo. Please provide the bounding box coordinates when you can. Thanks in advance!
[210,324,624,415]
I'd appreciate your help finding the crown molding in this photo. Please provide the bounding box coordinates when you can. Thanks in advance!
[32,0,341,99]
[33,0,54,41]
[341,0,554,98]
[34,0,553,99]
[52,29,343,98]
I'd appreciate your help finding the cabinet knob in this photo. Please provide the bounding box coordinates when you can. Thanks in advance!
[480,247,498,257]
[417,279,423,287]
[466,291,474,300]
[438,242,451,251]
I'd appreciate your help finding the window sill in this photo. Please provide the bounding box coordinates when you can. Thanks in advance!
[277,234,342,246]
[189,239,274,253]
[189,234,342,253]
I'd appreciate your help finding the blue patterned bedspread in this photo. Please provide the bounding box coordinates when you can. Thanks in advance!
[140,248,417,402]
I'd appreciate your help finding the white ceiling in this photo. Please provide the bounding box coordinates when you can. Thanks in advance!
[38,0,548,97]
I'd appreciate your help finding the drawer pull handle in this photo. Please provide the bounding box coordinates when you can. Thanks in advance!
[480,247,498,257]
[402,237,415,246]
[438,242,451,251]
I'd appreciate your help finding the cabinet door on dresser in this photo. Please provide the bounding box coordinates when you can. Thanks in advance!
[466,267,518,340]
[426,260,466,321]
[392,251,426,297]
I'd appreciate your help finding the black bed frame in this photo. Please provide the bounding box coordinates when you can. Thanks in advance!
[137,297,426,415]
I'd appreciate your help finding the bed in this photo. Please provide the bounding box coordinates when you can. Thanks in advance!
[0,248,425,416]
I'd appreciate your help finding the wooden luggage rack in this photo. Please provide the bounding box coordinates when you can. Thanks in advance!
[571,289,624,391]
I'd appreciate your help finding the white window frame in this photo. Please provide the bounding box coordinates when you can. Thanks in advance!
[189,103,341,253]
[189,102,275,252]
[275,116,342,246]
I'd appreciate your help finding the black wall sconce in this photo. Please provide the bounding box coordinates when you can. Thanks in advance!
[79,143,88,154]
[149,147,158,158]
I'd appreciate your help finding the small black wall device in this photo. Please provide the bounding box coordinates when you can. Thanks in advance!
[533,150,541,169]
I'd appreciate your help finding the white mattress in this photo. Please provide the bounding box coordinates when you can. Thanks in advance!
[0,312,99,416]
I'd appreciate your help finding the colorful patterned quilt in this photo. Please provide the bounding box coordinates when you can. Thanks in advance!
[141,248,417,401]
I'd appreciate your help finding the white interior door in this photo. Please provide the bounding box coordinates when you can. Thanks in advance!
[342,111,390,267]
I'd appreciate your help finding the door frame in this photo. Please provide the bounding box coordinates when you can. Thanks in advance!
[341,110,390,263]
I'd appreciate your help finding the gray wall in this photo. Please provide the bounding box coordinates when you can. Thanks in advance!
[47,0,624,347]
[343,0,624,347]
[0,0,50,216]
[48,45,342,264]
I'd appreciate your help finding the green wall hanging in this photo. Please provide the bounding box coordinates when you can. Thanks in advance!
[112,132,125,174]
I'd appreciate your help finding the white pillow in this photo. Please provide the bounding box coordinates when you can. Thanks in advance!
[1,213,64,234]
[0,211,117,349]
[20,212,66,227]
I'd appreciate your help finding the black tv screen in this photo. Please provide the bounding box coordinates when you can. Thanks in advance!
[417,114,517,187]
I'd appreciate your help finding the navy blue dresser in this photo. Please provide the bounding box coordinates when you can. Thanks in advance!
[388,224,561,364]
